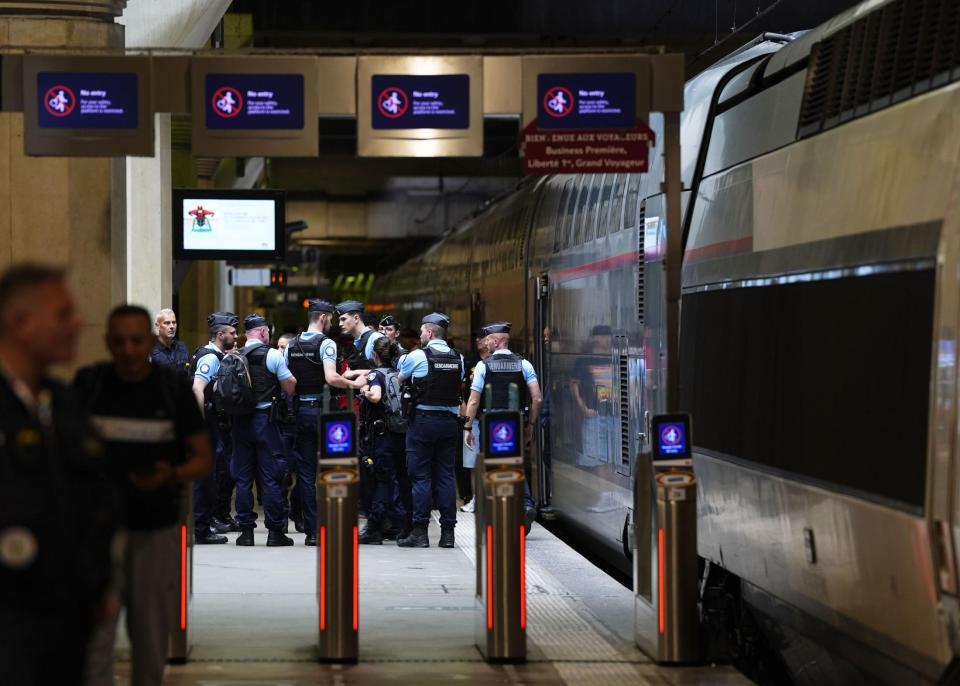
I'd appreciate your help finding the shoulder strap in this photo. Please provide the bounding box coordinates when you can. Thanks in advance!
[295,333,326,367]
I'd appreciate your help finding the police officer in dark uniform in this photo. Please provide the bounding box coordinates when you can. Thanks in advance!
[463,321,543,533]
[0,264,117,686]
[378,314,407,355]
[337,300,385,370]
[284,299,363,546]
[190,311,240,543]
[396,312,464,548]
[233,314,297,546]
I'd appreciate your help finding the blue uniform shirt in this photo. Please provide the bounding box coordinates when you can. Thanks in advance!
[245,340,293,410]
[356,327,385,362]
[193,343,222,384]
[398,339,464,414]
[470,349,538,394]
[284,331,338,401]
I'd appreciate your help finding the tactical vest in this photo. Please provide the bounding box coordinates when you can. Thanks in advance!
[243,344,279,405]
[287,333,328,396]
[347,329,375,370]
[483,352,529,412]
[415,346,462,407]
[190,345,224,403]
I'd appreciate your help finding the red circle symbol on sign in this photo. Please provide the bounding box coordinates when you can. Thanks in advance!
[377,87,409,119]
[211,86,243,118]
[542,86,574,118]
[43,85,76,117]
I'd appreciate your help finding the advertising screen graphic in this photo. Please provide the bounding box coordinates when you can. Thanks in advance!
[371,74,469,130]
[536,73,636,130]
[489,419,518,456]
[205,74,304,130]
[658,422,687,456]
[37,72,138,129]
[179,198,276,253]
[325,420,353,455]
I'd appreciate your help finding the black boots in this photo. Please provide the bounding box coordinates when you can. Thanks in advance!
[359,525,383,545]
[305,533,317,546]
[267,530,294,547]
[396,526,429,548]
[195,529,228,545]
[236,528,254,546]
[524,508,536,536]
[438,527,455,549]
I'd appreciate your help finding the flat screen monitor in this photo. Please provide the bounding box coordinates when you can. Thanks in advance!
[319,412,357,459]
[651,413,692,461]
[173,188,285,261]
[484,411,522,458]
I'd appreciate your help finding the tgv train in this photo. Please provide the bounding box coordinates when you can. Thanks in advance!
[374,0,960,682]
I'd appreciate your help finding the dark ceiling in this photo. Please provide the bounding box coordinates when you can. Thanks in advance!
[229,0,862,73]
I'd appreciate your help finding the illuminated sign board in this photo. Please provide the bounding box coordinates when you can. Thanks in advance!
[37,72,138,129]
[371,74,469,130]
[537,73,636,130]
[205,74,304,130]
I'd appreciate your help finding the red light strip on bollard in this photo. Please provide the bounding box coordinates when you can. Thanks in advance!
[353,525,359,632]
[519,524,526,630]
[487,524,494,631]
[320,526,326,632]
[658,527,665,634]
[180,524,187,631]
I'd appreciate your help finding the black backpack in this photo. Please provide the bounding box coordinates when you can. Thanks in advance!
[374,367,408,433]
[213,350,257,416]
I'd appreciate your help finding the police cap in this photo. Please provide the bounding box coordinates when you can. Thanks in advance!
[309,299,335,314]
[379,314,398,327]
[244,313,269,331]
[207,311,239,328]
[336,300,364,315]
[480,321,511,337]
[422,312,450,329]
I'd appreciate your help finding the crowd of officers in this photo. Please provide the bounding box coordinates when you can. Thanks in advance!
[0,263,543,686]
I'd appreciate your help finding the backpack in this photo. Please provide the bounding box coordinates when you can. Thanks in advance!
[213,350,257,416]
[375,367,408,433]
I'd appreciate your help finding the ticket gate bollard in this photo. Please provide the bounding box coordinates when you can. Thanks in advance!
[474,409,527,663]
[316,410,360,663]
[169,483,191,663]
[635,413,699,664]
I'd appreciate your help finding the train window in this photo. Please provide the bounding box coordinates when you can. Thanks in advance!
[565,177,584,250]
[597,174,614,239]
[623,175,642,230]
[609,175,626,233]
[575,176,597,245]
[554,180,573,254]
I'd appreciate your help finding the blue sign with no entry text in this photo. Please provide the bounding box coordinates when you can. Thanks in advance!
[205,74,305,130]
[371,74,470,130]
[537,72,636,130]
[37,72,139,129]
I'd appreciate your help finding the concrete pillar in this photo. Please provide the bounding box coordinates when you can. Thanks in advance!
[0,8,124,369]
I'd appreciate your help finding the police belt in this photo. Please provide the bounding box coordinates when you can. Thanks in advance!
[415,409,458,418]
[296,399,323,408]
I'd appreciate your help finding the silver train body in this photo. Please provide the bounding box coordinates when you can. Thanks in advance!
[374,0,960,682]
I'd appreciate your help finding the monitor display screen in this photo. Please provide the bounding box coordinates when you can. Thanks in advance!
[485,413,521,458]
[172,189,285,261]
[371,74,470,130]
[37,71,139,129]
[537,72,636,130]
[205,73,305,130]
[320,412,357,458]
[651,414,692,460]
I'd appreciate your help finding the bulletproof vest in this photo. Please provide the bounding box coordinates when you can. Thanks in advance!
[190,345,224,403]
[243,344,279,405]
[347,329,375,370]
[287,333,328,396]
[483,352,529,412]
[415,346,462,407]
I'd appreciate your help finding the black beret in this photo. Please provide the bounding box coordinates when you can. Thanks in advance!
[379,314,398,327]
[207,311,238,328]
[422,312,450,329]
[480,321,511,337]
[244,313,269,331]
[309,299,335,314]
[336,300,364,315]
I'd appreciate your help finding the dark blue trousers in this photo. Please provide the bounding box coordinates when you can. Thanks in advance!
[368,431,406,530]
[405,413,458,529]
[214,421,235,519]
[231,410,287,531]
[194,414,222,532]
[292,406,319,535]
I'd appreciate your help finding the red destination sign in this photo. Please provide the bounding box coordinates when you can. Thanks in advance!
[521,121,654,175]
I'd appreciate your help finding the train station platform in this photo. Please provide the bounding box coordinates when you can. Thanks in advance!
[112,514,747,685]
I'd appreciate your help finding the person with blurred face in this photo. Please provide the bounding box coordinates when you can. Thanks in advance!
[0,264,117,686]
[151,308,190,378]
[378,314,406,355]
[76,305,212,686]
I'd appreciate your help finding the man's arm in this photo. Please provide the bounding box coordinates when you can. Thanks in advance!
[191,377,208,415]
[463,389,482,449]
[128,430,213,490]
[324,358,364,389]
[280,375,297,396]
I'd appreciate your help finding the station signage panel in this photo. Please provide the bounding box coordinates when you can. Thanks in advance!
[357,56,483,157]
[521,56,653,175]
[191,57,319,157]
[23,56,153,156]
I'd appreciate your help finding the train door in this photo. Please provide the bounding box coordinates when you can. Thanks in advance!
[533,272,551,509]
